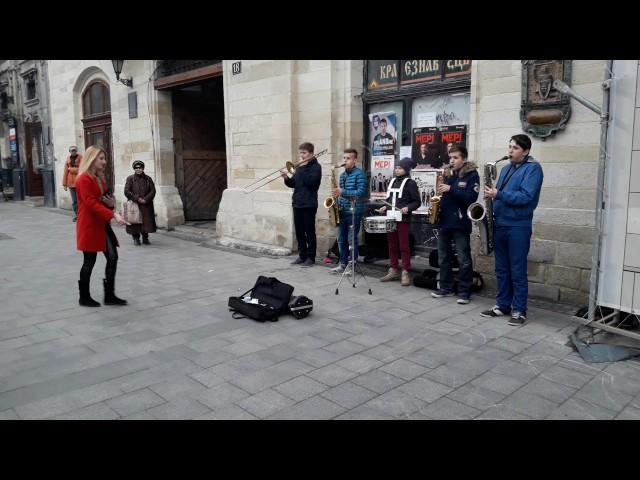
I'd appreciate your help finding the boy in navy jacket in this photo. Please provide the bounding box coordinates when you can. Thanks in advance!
[282,142,322,267]
[431,145,480,304]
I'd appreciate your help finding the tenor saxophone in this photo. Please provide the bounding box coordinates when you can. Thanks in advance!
[324,163,343,227]
[428,172,445,224]
[467,155,510,255]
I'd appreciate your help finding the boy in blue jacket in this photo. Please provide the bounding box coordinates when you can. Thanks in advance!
[331,148,368,274]
[431,145,480,304]
[480,134,543,326]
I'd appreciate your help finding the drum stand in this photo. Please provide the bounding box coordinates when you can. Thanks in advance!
[335,197,373,295]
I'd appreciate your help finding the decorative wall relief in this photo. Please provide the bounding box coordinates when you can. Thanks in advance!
[520,60,572,139]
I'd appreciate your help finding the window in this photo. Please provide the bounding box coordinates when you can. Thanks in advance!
[82,81,111,117]
[24,72,37,101]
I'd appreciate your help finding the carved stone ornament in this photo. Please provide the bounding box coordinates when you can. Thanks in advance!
[520,60,572,139]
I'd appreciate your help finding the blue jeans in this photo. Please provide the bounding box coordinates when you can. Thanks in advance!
[338,211,362,266]
[437,229,473,296]
[494,226,532,314]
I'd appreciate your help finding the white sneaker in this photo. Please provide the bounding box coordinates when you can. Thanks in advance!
[331,265,346,274]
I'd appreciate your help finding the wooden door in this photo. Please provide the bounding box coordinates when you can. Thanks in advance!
[24,122,43,196]
[172,79,226,220]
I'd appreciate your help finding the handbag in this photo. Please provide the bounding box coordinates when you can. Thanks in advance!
[123,199,142,224]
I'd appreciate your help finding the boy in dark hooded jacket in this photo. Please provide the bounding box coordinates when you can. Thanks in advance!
[430,145,480,304]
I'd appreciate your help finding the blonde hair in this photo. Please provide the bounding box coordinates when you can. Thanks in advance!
[78,146,107,193]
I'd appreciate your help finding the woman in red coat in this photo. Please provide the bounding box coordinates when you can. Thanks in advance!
[76,146,129,307]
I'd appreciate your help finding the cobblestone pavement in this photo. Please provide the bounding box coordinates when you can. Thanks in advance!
[1,201,640,420]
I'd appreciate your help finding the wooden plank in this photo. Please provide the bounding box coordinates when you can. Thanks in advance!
[182,150,226,161]
[153,64,223,90]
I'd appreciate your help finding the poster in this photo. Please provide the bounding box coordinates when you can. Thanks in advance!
[439,125,467,150]
[370,155,394,199]
[411,125,468,169]
[411,127,445,169]
[399,146,412,161]
[369,111,397,157]
[411,169,442,215]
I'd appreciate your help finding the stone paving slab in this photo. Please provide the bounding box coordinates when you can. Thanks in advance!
[3,201,640,420]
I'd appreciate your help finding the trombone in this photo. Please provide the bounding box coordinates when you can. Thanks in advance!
[242,149,328,193]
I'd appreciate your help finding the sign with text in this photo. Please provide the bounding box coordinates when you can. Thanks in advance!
[370,155,395,199]
[401,60,441,85]
[367,60,399,90]
[439,125,467,148]
[232,62,242,75]
[444,60,471,78]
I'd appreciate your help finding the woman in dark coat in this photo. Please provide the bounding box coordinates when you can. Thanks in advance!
[124,161,157,245]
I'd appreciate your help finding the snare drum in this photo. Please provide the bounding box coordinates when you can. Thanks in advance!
[364,216,397,234]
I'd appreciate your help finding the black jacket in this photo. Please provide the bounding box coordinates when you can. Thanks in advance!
[387,175,421,221]
[439,162,480,234]
[284,157,322,208]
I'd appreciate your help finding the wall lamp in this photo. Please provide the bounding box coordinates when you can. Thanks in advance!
[111,60,133,88]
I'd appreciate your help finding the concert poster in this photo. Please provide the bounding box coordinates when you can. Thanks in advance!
[369,111,397,157]
[411,168,442,215]
[370,155,395,199]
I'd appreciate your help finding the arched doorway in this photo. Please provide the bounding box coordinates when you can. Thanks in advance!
[81,80,113,189]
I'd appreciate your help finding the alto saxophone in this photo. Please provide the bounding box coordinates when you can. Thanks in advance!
[428,171,445,224]
[324,163,344,227]
[467,155,510,255]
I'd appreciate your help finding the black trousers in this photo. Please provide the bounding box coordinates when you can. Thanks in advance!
[293,206,317,261]
[80,227,118,284]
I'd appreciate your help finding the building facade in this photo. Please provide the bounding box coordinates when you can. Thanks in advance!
[45,59,609,305]
[1,60,54,200]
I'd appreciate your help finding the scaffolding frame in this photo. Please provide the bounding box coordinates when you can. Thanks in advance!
[556,62,640,341]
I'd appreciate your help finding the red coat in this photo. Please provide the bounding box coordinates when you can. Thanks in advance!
[75,173,118,252]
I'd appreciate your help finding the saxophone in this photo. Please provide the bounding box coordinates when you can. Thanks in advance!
[324,163,344,227]
[467,155,510,255]
[428,173,444,224]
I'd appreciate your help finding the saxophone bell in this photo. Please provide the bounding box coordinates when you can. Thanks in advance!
[467,202,486,222]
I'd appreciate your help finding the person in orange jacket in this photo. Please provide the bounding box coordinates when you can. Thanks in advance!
[63,145,83,222]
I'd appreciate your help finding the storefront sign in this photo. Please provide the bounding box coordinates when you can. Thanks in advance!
[367,60,399,90]
[444,60,471,78]
[401,60,441,85]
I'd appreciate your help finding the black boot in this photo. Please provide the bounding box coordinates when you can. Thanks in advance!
[103,278,127,305]
[133,235,141,246]
[142,235,150,245]
[78,280,101,307]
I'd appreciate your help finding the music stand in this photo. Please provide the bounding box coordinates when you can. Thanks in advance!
[334,196,373,295]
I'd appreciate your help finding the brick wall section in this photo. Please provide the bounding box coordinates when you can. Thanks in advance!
[217,60,364,252]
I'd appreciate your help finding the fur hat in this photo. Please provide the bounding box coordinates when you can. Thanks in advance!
[132,161,145,170]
